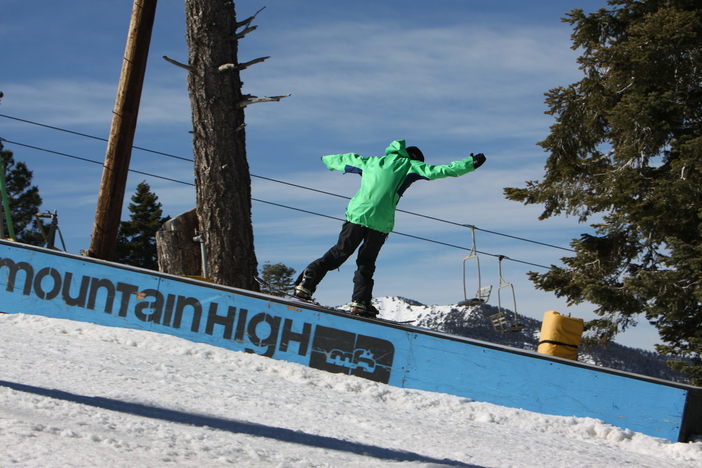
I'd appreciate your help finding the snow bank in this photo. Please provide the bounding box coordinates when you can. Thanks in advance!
[1,313,700,467]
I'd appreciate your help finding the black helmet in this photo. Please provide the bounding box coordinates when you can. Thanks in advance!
[406,146,424,162]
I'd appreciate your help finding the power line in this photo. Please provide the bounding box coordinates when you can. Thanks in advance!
[0,137,554,270]
[251,197,548,268]
[0,113,192,162]
[0,113,575,253]
[0,138,190,186]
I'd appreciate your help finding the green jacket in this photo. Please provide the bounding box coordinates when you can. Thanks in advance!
[321,139,478,233]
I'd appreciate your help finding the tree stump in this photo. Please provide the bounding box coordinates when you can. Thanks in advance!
[156,208,201,276]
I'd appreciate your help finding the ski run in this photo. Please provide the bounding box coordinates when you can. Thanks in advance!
[1,307,700,467]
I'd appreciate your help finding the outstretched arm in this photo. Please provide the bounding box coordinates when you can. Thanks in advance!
[321,153,370,174]
[411,153,486,180]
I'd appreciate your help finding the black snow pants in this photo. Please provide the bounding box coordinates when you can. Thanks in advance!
[297,222,388,302]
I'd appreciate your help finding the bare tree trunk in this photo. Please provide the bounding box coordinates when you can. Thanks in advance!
[156,209,201,276]
[183,0,258,290]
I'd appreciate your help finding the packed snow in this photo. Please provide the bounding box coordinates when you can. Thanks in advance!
[1,312,700,467]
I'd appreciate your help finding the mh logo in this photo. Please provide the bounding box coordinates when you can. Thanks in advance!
[309,325,395,383]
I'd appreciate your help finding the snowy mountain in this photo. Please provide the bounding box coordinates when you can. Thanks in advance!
[361,296,687,383]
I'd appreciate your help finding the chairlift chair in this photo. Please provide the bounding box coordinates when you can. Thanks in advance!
[458,225,492,307]
[489,255,525,333]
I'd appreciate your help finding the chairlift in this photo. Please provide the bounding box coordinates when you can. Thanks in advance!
[458,225,492,307]
[35,210,67,251]
[489,255,525,333]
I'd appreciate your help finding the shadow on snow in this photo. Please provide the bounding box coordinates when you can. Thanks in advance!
[1,379,485,467]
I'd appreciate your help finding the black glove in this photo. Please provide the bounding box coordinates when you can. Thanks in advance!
[470,153,486,169]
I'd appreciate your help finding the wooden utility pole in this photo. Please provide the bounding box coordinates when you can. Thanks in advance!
[88,0,157,260]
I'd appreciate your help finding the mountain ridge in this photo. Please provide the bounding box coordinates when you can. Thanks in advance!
[350,296,688,384]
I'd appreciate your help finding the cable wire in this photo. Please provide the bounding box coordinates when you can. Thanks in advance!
[0,113,192,162]
[0,137,554,270]
[0,113,575,253]
[0,138,190,186]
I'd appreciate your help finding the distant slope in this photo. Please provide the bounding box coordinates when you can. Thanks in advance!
[364,297,687,383]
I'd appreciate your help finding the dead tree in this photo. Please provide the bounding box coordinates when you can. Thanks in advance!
[161,1,288,290]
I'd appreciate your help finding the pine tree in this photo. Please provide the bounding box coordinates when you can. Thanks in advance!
[0,143,45,245]
[504,0,702,384]
[116,181,169,270]
[259,262,296,297]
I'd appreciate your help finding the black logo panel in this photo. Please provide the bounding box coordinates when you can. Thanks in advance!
[309,325,394,383]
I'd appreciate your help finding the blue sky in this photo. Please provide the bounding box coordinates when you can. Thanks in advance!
[1,0,663,350]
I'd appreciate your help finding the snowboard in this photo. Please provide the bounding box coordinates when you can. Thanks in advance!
[254,276,415,324]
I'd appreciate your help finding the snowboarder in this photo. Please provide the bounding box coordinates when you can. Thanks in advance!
[294,139,486,317]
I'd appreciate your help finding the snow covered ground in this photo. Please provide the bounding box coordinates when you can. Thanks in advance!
[1,312,700,467]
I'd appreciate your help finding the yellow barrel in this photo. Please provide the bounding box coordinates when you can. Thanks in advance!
[537,310,584,360]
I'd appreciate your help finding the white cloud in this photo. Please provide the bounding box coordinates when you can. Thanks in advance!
[2,78,189,129]
[3,80,116,127]
[242,20,580,140]
[3,17,581,148]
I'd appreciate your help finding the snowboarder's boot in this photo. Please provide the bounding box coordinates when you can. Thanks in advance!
[294,269,316,301]
[350,300,379,318]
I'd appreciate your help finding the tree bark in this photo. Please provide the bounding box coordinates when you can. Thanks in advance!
[156,209,201,276]
[183,0,259,290]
